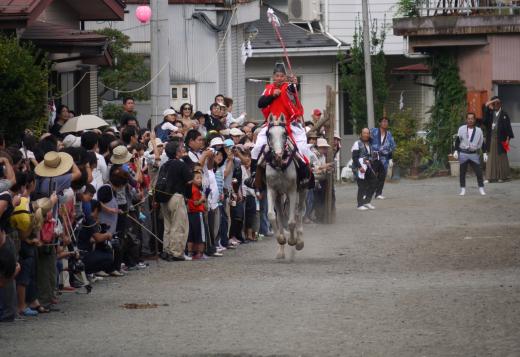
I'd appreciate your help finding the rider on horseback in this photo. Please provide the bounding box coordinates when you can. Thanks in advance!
[247,62,312,189]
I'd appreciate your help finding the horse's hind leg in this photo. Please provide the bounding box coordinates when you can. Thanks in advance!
[295,190,306,251]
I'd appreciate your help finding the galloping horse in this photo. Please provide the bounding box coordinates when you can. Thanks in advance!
[262,114,306,259]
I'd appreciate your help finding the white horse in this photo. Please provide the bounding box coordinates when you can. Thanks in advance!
[262,114,306,259]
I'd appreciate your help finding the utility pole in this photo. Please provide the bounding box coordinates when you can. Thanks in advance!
[361,0,375,129]
[150,0,171,128]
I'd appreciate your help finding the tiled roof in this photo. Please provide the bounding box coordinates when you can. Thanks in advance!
[0,0,125,24]
[0,0,43,15]
[251,5,342,50]
[21,21,113,65]
[21,21,107,43]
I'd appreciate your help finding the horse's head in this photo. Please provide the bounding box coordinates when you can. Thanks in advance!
[267,114,288,164]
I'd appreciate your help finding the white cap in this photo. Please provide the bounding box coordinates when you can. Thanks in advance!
[63,134,81,148]
[163,108,176,117]
[317,138,330,148]
[210,137,225,147]
[230,128,244,136]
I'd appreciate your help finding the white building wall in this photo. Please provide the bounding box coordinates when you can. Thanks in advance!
[86,4,255,119]
[323,0,404,55]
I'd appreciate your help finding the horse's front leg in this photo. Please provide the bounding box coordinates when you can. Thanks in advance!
[287,188,297,247]
[267,188,283,246]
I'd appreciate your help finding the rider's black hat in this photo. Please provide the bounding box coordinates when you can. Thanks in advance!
[273,62,287,75]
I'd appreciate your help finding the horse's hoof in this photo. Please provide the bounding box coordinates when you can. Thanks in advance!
[288,236,297,246]
[276,252,285,260]
[277,235,286,245]
[295,241,304,251]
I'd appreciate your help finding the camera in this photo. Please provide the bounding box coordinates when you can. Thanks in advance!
[68,255,85,274]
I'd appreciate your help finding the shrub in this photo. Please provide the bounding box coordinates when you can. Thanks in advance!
[0,36,48,142]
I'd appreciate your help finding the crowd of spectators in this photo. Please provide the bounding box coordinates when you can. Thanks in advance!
[0,94,338,322]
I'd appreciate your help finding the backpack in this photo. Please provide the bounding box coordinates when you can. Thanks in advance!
[154,121,172,142]
[153,160,173,203]
[40,211,56,244]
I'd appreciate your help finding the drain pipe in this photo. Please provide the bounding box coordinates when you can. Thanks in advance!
[318,21,343,48]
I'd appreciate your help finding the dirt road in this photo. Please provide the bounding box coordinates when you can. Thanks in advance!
[2,177,519,356]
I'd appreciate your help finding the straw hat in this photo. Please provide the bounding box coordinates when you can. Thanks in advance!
[230,128,244,136]
[317,138,330,148]
[35,151,74,177]
[111,145,132,165]
[147,138,164,151]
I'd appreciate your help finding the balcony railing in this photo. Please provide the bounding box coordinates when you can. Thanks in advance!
[408,0,520,16]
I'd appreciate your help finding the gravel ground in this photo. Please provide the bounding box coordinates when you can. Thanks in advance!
[1,177,520,357]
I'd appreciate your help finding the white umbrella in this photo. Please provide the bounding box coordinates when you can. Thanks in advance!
[59,115,109,133]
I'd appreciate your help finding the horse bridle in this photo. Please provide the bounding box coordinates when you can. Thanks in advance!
[265,122,296,171]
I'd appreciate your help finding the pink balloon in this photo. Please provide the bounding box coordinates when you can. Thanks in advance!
[135,5,152,24]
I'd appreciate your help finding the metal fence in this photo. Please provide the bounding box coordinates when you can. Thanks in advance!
[416,0,520,16]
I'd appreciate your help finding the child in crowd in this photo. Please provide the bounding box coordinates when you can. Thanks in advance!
[187,170,209,260]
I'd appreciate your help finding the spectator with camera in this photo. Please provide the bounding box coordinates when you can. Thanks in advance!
[352,128,378,211]
[77,200,117,276]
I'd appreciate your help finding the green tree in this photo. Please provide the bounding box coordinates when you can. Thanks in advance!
[95,28,150,101]
[0,36,48,141]
[339,21,389,133]
[426,52,467,165]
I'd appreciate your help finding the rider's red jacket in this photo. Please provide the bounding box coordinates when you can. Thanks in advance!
[259,82,304,127]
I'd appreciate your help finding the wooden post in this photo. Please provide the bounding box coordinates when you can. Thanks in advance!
[324,85,336,224]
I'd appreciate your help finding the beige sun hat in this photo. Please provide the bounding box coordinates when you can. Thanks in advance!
[35,151,74,177]
[111,145,133,165]
[147,138,164,151]
[230,128,244,136]
[316,138,330,148]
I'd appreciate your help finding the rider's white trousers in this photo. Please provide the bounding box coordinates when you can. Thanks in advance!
[251,122,311,161]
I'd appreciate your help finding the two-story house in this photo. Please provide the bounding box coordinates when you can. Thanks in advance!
[394,2,520,166]
[0,0,126,115]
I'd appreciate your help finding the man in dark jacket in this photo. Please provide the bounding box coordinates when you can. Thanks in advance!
[204,103,225,132]
[482,96,514,182]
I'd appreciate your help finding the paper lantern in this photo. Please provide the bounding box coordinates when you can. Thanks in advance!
[135,5,152,24]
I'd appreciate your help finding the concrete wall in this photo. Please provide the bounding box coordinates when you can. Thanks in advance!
[458,45,493,94]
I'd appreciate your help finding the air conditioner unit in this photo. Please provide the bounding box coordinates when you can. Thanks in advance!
[288,0,321,23]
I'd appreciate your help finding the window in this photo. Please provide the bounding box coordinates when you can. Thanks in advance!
[170,84,196,111]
